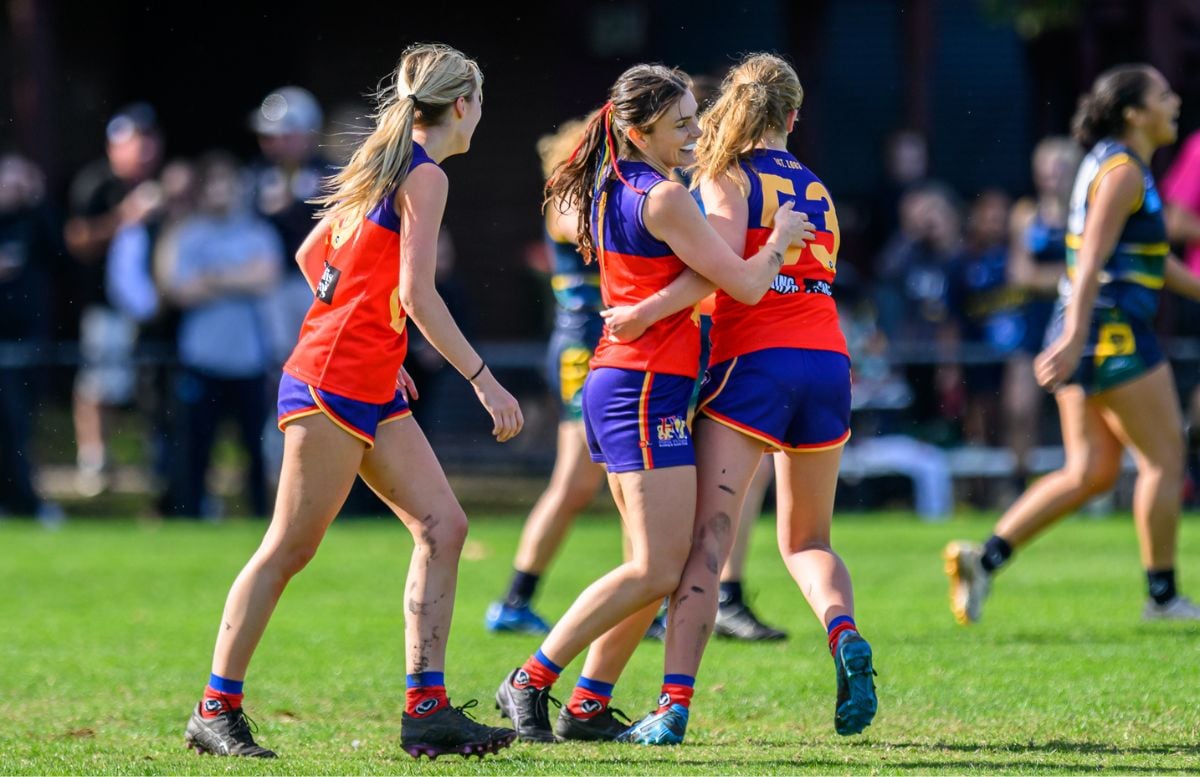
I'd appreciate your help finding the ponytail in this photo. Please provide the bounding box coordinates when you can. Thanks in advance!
[315,96,417,227]
[543,106,611,263]
[1071,64,1154,148]
[693,53,803,193]
[313,43,482,228]
[543,64,690,263]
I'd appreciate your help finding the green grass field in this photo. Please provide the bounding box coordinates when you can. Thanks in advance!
[1,512,1198,775]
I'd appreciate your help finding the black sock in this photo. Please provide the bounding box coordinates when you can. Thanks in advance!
[1147,569,1177,605]
[980,535,1013,574]
[718,581,743,607]
[505,570,540,608]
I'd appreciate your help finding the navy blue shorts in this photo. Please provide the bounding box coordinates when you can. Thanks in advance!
[1045,303,1164,394]
[277,372,411,448]
[582,367,696,473]
[697,348,852,452]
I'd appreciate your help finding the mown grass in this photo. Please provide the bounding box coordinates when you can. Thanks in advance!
[1,512,1197,774]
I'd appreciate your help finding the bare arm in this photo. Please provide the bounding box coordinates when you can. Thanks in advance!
[601,269,714,342]
[1165,253,1200,301]
[642,180,811,305]
[1166,202,1200,245]
[545,202,576,244]
[1007,198,1062,293]
[1035,161,1142,389]
[210,255,280,294]
[601,173,757,340]
[398,164,522,441]
[295,216,333,275]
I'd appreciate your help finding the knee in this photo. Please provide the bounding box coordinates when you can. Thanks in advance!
[416,510,468,559]
[779,536,833,558]
[260,542,320,580]
[1065,460,1121,497]
[640,564,685,600]
[631,549,689,600]
[1140,445,1185,486]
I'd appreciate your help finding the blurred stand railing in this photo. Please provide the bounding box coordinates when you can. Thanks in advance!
[8,337,1198,519]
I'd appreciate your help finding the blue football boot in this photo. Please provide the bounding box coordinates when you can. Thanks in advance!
[485,601,551,635]
[833,631,877,735]
[617,702,688,745]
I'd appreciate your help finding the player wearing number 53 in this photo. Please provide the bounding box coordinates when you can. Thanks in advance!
[495,62,814,743]
[184,43,520,760]
[604,53,877,745]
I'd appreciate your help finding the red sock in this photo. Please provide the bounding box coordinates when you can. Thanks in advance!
[515,652,560,690]
[405,685,449,718]
[658,683,694,712]
[567,684,612,719]
[201,686,243,718]
[827,617,858,656]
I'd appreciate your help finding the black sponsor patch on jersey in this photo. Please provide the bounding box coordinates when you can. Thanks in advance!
[804,278,833,297]
[316,262,341,304]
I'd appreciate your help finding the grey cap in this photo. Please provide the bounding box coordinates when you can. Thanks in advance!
[251,86,323,136]
[106,102,159,142]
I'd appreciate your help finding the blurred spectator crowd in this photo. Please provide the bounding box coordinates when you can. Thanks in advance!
[3,88,1200,522]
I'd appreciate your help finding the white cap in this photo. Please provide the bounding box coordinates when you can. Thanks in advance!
[251,86,323,136]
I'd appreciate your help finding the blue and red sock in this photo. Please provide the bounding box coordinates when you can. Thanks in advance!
[826,615,858,656]
[658,674,694,712]
[514,649,561,690]
[567,676,613,719]
[201,674,244,718]
[405,671,448,718]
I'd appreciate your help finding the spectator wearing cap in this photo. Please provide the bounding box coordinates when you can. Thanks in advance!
[247,87,337,364]
[246,86,339,490]
[63,102,164,496]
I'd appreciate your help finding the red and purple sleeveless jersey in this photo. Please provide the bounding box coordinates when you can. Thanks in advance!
[590,160,700,378]
[284,142,439,403]
[708,148,847,365]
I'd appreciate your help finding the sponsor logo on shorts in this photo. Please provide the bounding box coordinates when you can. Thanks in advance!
[656,415,690,447]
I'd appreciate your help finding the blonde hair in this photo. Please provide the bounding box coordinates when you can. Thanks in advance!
[543,64,691,263]
[693,53,803,194]
[536,117,589,182]
[314,43,482,226]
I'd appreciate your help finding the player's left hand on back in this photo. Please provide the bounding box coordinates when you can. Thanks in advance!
[601,305,649,343]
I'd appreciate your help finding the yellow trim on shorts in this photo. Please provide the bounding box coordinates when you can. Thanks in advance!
[277,407,324,433]
[378,409,413,426]
[698,406,851,453]
[695,356,739,413]
[639,372,654,470]
[307,386,374,448]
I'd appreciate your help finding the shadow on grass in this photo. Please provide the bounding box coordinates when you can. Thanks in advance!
[871,739,1199,757]
[483,755,1196,775]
